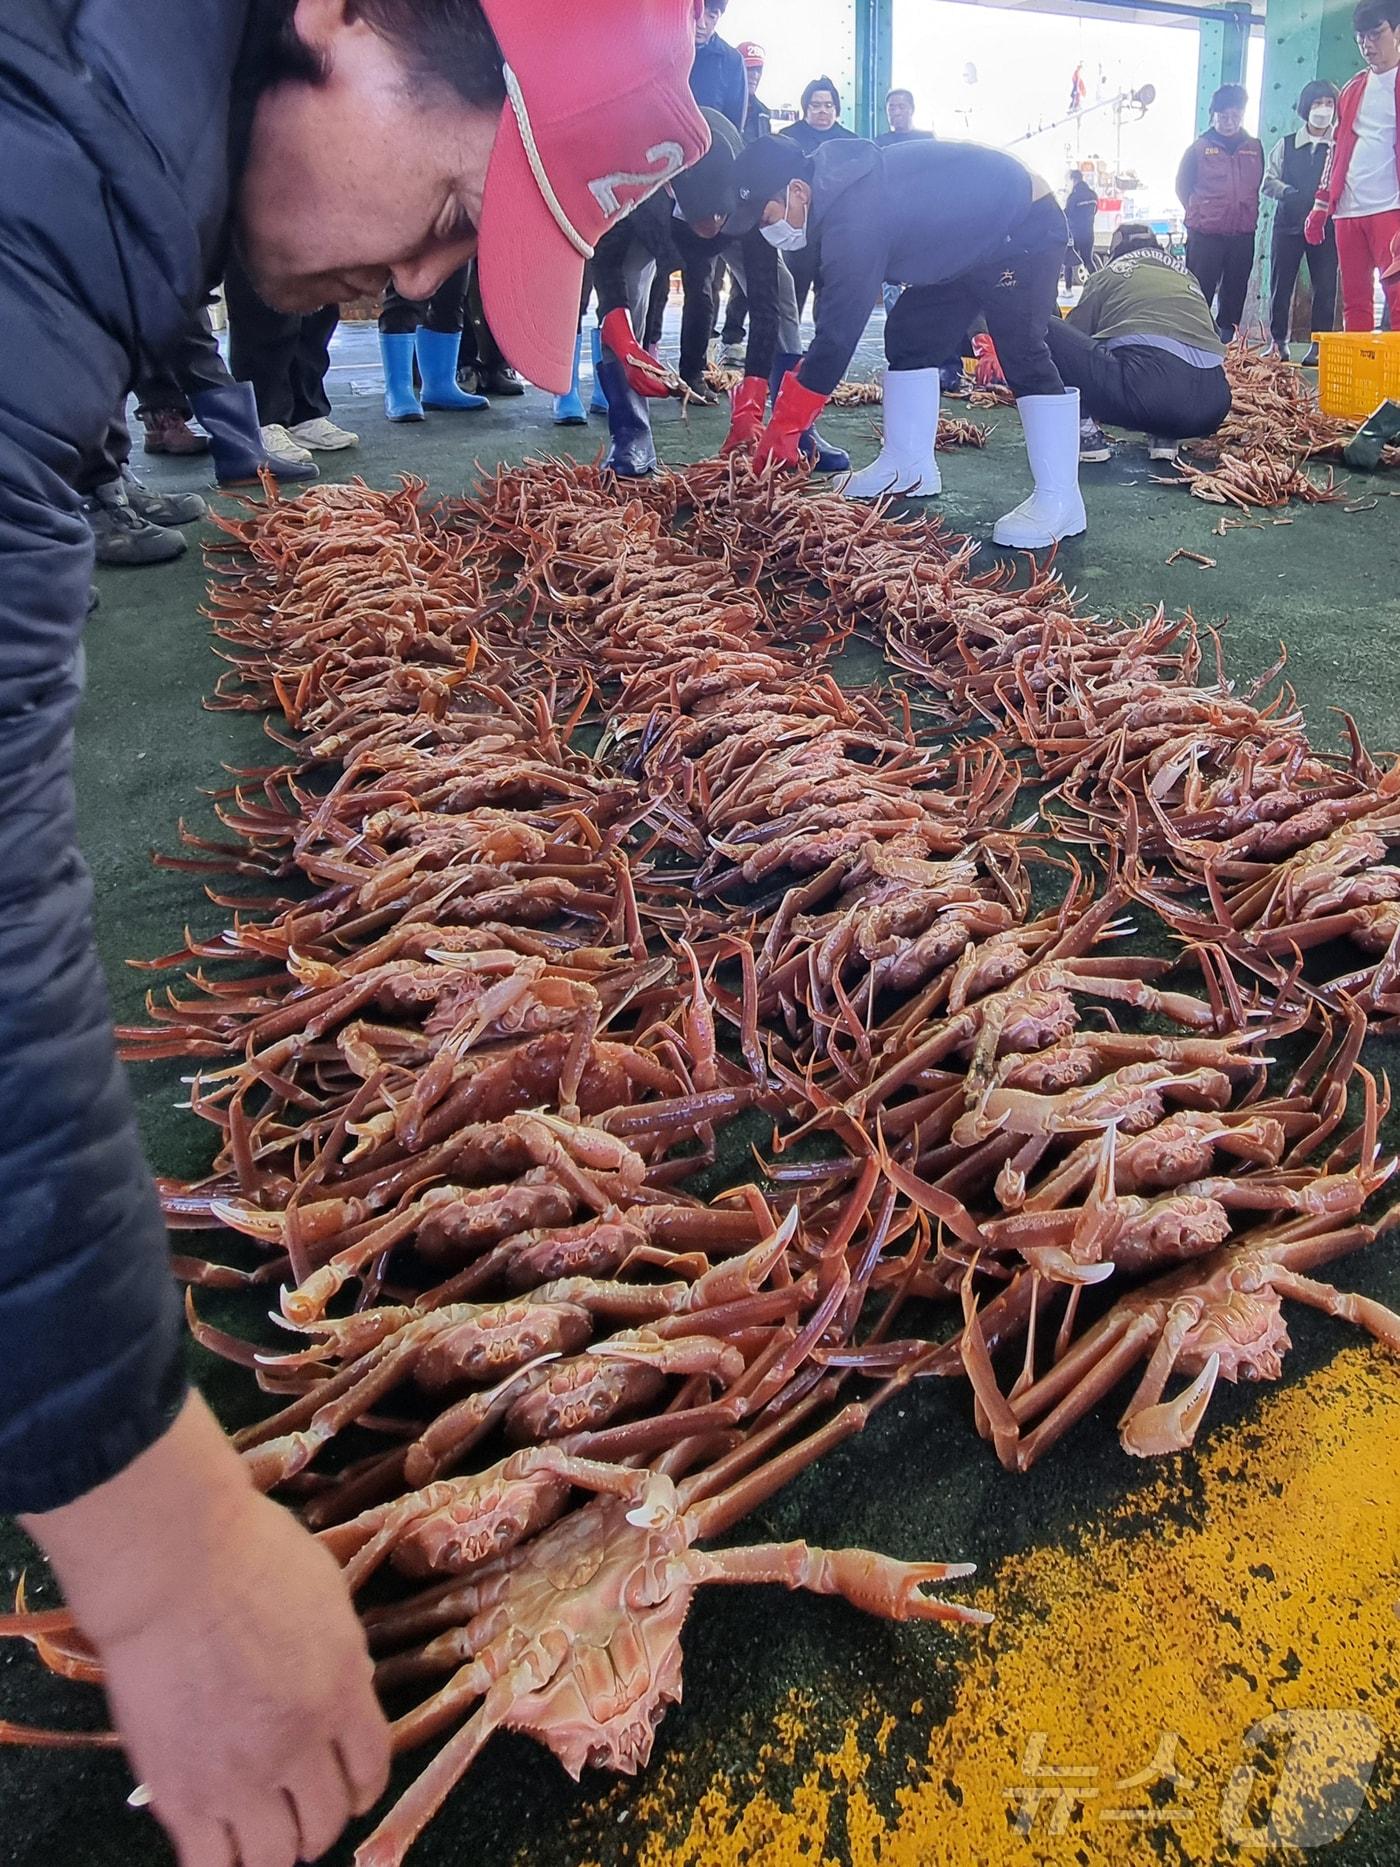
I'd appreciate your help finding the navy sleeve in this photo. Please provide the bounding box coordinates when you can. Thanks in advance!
[735,229,780,380]
[0,99,188,1514]
[797,181,887,397]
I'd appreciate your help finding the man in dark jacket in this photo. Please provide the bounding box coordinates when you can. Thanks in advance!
[718,40,772,360]
[731,133,1086,548]
[594,110,848,476]
[1064,166,1099,284]
[0,4,707,1861]
[1177,83,1265,339]
[1263,81,1339,360]
[690,0,746,132]
[877,88,935,146]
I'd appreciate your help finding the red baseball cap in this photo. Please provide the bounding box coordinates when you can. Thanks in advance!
[476,0,711,393]
[738,41,766,68]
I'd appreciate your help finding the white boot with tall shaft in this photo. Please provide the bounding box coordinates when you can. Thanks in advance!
[840,367,942,499]
[993,388,1087,548]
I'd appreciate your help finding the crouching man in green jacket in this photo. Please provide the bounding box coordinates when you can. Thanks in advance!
[1048,223,1233,464]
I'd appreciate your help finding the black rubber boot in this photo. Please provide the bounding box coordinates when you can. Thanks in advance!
[190,381,318,486]
[598,350,657,476]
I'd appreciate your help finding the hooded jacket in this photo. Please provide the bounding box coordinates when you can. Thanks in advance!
[0,0,260,1511]
[794,138,1038,395]
[1311,66,1400,221]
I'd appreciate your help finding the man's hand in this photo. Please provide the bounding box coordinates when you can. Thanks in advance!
[1304,207,1328,246]
[22,1393,390,1866]
[599,308,675,397]
[720,375,768,455]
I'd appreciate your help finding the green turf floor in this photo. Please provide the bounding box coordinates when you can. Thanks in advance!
[1,331,1398,1867]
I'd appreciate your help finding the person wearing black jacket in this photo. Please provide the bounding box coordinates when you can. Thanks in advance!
[779,77,859,317]
[690,0,747,133]
[643,0,748,396]
[718,41,772,359]
[0,3,708,1860]
[1263,81,1340,360]
[593,110,848,476]
[877,88,935,146]
[1064,167,1099,285]
[732,133,1086,548]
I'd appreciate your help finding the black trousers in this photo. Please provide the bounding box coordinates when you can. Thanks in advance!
[379,265,471,335]
[722,274,748,343]
[1045,322,1232,440]
[885,197,1068,398]
[77,306,234,491]
[639,248,718,379]
[1184,230,1255,333]
[1269,226,1337,348]
[224,254,338,427]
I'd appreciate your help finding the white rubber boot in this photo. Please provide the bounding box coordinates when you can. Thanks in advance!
[840,367,942,499]
[993,389,1087,548]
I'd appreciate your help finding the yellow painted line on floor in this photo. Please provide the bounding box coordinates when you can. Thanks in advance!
[601,1349,1399,1867]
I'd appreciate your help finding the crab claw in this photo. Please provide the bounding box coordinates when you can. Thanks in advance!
[1120,1352,1220,1457]
[1019,1246,1116,1286]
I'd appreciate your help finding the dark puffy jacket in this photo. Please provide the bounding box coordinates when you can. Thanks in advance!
[1177,130,1265,235]
[779,118,858,156]
[796,138,1037,395]
[689,34,746,134]
[0,0,255,1510]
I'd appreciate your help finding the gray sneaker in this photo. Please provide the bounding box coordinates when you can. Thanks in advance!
[83,479,186,565]
[1079,418,1112,463]
[120,468,207,527]
[1148,437,1181,464]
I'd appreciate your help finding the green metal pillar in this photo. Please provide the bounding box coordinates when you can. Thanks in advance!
[853,0,895,142]
[1195,3,1253,132]
[1260,0,1358,156]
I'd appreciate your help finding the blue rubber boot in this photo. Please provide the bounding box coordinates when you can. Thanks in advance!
[769,350,849,473]
[378,331,424,421]
[553,334,587,424]
[416,327,488,410]
[598,350,656,476]
[589,326,609,414]
[190,381,318,485]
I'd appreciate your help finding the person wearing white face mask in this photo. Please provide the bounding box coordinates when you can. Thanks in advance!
[1263,81,1340,361]
[728,132,1086,550]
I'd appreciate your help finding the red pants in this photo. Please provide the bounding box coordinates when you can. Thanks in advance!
[1335,208,1400,330]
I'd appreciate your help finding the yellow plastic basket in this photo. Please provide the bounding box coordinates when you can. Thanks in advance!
[1313,331,1400,422]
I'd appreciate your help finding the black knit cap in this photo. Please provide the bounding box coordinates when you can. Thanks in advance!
[726,136,814,235]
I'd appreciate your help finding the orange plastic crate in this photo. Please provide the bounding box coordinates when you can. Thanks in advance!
[1313,331,1400,422]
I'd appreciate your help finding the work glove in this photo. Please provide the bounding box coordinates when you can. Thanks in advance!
[720,376,768,456]
[972,332,1005,388]
[753,371,828,472]
[1304,207,1328,247]
[600,308,675,398]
